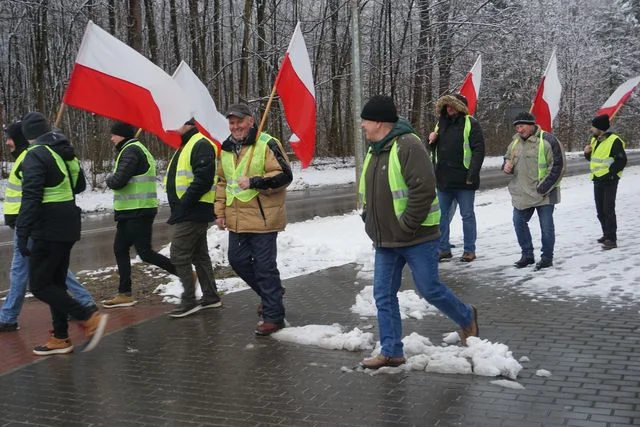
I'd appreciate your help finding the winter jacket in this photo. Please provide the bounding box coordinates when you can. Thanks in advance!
[584,132,627,182]
[106,138,158,221]
[503,126,566,210]
[214,126,293,233]
[361,118,440,248]
[430,95,485,190]
[16,131,86,242]
[165,127,217,224]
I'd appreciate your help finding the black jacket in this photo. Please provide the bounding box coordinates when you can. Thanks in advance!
[16,131,85,242]
[166,127,216,224]
[106,138,158,221]
[430,113,485,191]
[584,132,627,182]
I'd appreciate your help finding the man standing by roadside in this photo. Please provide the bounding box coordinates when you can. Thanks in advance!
[164,119,222,318]
[503,112,566,271]
[0,121,97,332]
[16,112,107,354]
[428,94,485,262]
[584,114,626,250]
[358,95,478,370]
[103,121,177,308]
[215,103,293,336]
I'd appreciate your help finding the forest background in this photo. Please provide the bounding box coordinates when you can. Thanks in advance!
[1,0,639,187]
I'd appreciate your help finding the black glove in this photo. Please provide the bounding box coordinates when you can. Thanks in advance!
[17,235,30,257]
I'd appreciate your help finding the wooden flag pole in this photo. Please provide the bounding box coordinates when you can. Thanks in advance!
[243,78,280,176]
[135,127,143,138]
[54,103,67,128]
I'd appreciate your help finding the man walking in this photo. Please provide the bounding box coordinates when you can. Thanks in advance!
[584,114,626,250]
[503,112,566,271]
[358,95,478,369]
[103,121,177,308]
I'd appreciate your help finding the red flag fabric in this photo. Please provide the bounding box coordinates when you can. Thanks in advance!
[530,49,562,132]
[458,55,482,116]
[63,21,193,148]
[596,75,640,119]
[275,23,316,168]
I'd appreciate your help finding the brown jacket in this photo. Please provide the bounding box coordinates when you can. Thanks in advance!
[215,130,292,233]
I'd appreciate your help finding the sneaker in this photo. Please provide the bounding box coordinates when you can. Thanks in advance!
[169,301,201,318]
[460,251,476,262]
[102,294,137,308]
[514,256,535,268]
[33,333,74,356]
[459,305,479,345]
[199,296,222,309]
[601,240,617,250]
[82,312,109,352]
[0,322,19,332]
[254,321,285,336]
[534,258,553,271]
[597,236,606,244]
[360,355,406,369]
[438,251,453,262]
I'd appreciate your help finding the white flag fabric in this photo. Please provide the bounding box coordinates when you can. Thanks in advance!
[530,49,562,132]
[458,55,482,116]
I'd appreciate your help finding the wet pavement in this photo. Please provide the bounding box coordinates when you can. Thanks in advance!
[1,263,639,426]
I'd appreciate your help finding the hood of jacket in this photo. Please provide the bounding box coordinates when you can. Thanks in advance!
[368,118,417,155]
[32,130,77,161]
[435,95,469,117]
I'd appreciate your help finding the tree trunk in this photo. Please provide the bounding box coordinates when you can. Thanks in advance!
[212,0,222,105]
[128,0,142,52]
[169,0,181,64]
[144,0,158,64]
[239,0,254,100]
[436,0,453,96]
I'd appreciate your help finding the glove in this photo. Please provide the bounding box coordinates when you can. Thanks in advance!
[17,235,30,257]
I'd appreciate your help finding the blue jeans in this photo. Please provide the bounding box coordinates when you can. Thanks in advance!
[512,205,555,261]
[437,189,477,253]
[0,232,95,324]
[373,239,473,357]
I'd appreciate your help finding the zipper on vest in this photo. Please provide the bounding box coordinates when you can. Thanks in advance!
[256,195,267,227]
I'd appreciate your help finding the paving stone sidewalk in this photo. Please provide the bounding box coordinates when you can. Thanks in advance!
[0,264,639,427]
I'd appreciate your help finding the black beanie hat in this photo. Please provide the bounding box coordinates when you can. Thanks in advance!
[4,121,29,152]
[591,114,610,132]
[513,111,536,126]
[21,112,51,140]
[360,95,399,123]
[110,121,136,139]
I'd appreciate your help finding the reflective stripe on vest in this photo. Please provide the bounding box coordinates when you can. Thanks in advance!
[113,140,159,211]
[432,115,472,168]
[3,150,28,214]
[589,134,625,180]
[37,145,76,203]
[359,140,441,227]
[220,133,272,206]
[164,133,218,203]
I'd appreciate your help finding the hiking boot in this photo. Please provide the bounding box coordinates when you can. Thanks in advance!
[597,236,606,244]
[459,305,479,345]
[360,355,406,369]
[601,239,617,250]
[438,251,453,262]
[254,321,285,336]
[534,258,553,271]
[0,322,19,332]
[102,294,137,308]
[460,251,476,262]
[82,312,109,352]
[514,256,535,268]
[169,301,201,318]
[33,333,74,356]
[199,296,222,309]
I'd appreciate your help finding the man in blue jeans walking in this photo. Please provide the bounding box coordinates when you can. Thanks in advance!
[358,95,478,369]
[503,112,566,271]
[0,121,96,332]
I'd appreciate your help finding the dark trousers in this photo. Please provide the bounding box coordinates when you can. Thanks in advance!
[114,216,176,294]
[29,239,93,339]
[594,180,618,242]
[228,231,284,324]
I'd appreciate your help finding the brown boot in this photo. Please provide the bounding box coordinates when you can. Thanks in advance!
[459,305,479,345]
[33,333,74,356]
[460,251,476,262]
[360,355,406,369]
[81,312,109,352]
[254,321,285,336]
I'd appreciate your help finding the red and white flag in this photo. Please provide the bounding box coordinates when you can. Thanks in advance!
[172,61,229,150]
[596,75,640,119]
[530,49,562,132]
[275,22,316,168]
[458,54,482,116]
[63,21,193,148]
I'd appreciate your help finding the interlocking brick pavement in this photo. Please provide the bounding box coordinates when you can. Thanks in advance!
[0,264,639,426]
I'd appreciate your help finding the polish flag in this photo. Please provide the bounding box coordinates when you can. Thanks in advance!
[172,61,229,150]
[458,54,482,116]
[596,75,640,119]
[275,22,316,168]
[530,49,562,132]
[63,21,193,148]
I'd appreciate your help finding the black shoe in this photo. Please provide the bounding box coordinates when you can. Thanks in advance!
[514,256,535,268]
[597,236,606,244]
[534,258,553,271]
[438,251,453,262]
[601,240,617,250]
[199,297,222,309]
[0,322,19,332]
[169,302,202,318]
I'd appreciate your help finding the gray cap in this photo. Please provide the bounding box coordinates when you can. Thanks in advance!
[225,103,253,118]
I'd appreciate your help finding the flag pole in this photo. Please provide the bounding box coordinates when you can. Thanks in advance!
[54,103,67,128]
[135,128,143,138]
